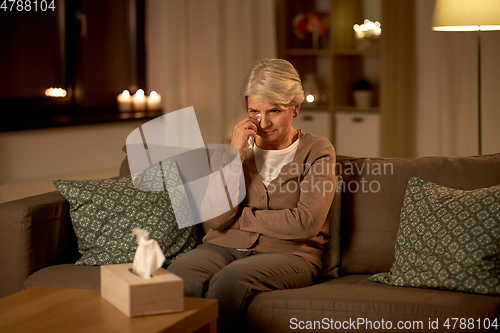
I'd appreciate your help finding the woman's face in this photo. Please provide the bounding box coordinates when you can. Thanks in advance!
[247,96,298,150]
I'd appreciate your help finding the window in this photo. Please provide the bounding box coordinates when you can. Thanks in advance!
[0,0,156,131]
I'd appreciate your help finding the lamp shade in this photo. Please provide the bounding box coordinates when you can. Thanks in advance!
[432,0,500,31]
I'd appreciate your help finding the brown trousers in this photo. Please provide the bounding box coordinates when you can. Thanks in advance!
[167,242,319,333]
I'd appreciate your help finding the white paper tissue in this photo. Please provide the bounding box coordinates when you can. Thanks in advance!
[131,228,166,279]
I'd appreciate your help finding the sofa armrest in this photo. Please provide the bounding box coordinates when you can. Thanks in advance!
[0,191,79,298]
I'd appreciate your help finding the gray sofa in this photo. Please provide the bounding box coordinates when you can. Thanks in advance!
[1,152,500,332]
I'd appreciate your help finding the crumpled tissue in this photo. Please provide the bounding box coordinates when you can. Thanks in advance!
[131,228,166,279]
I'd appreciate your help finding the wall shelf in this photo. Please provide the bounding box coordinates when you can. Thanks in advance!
[285,49,334,56]
[278,0,416,157]
[334,106,380,113]
[333,48,380,56]
[277,0,381,155]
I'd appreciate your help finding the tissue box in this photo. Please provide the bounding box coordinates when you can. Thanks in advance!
[101,263,184,317]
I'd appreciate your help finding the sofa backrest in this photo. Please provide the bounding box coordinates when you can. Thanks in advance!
[336,153,500,275]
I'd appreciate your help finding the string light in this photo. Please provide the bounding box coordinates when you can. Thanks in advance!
[353,19,381,39]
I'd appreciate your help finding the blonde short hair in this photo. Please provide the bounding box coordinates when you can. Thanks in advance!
[240,59,304,109]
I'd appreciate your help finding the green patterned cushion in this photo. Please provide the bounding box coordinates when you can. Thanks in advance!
[53,159,198,266]
[369,177,500,295]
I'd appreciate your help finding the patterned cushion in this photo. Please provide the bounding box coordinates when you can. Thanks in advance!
[369,177,500,295]
[53,159,198,266]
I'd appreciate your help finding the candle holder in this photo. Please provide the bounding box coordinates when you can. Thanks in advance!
[132,89,147,111]
[118,89,162,113]
[146,91,162,110]
[117,90,132,112]
[302,73,320,106]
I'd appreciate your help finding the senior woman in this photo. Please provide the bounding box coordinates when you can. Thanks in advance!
[168,59,336,332]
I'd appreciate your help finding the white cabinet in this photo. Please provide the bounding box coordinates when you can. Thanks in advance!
[335,111,380,157]
[294,110,331,140]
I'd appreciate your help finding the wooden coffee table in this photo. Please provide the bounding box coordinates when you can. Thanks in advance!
[0,287,218,333]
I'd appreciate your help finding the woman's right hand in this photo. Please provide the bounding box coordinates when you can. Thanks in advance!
[230,116,259,156]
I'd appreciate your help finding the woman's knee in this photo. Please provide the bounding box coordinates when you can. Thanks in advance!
[166,257,185,279]
[206,264,253,298]
[167,244,235,297]
[166,249,194,277]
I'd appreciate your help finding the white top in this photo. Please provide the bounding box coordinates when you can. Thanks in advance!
[253,138,300,187]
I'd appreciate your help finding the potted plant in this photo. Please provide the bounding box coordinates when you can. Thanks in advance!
[353,78,373,108]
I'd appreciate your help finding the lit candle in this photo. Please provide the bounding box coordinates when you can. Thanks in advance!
[117,90,132,112]
[147,91,162,110]
[45,87,67,98]
[132,89,146,111]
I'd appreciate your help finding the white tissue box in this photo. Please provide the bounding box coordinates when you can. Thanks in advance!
[100,263,184,317]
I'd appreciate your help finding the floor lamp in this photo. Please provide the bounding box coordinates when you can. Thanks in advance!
[432,0,500,155]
